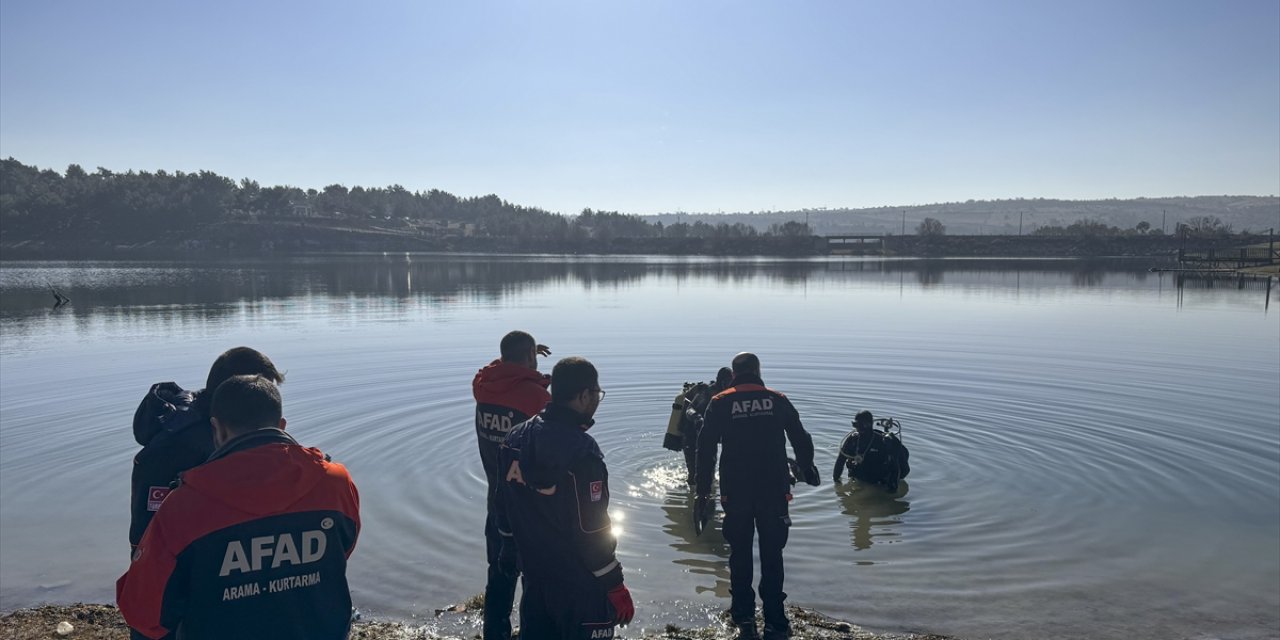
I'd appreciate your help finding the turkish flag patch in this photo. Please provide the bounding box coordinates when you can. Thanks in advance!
[147,486,171,511]
[590,481,603,502]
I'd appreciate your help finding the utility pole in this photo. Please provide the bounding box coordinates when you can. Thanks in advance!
[1019,212,1024,236]
[1162,210,1166,234]
[901,211,906,236]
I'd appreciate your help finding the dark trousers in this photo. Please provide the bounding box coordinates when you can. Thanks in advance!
[519,577,615,640]
[721,493,791,626]
[483,514,519,640]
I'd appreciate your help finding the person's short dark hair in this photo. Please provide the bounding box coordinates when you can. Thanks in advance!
[731,352,760,376]
[716,367,734,385]
[854,410,874,428]
[500,331,537,362]
[551,357,599,404]
[206,347,284,394]
[211,375,283,433]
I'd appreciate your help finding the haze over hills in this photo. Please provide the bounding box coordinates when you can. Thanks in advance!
[648,196,1280,236]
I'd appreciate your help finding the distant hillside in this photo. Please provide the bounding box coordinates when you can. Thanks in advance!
[648,196,1280,236]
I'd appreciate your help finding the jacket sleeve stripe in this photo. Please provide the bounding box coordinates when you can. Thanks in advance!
[591,559,620,577]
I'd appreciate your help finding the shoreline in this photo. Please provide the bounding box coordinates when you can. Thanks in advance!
[0,603,952,640]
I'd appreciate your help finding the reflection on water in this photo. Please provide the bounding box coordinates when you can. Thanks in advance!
[661,491,732,599]
[1,255,1277,640]
[835,481,910,553]
[4,255,1274,326]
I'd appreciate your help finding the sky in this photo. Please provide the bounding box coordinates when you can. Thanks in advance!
[1,0,1278,215]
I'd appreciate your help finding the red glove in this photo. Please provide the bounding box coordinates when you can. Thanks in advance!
[607,583,634,626]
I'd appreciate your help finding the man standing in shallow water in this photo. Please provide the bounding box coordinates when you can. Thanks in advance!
[696,352,819,640]
[472,330,552,640]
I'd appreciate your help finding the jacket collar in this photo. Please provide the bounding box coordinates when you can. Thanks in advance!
[543,402,595,431]
[207,428,298,463]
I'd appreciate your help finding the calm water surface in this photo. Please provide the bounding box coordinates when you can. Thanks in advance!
[1,255,1277,640]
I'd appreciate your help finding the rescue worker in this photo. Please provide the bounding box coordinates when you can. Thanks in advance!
[130,347,285,551]
[696,353,818,640]
[833,410,910,491]
[664,367,734,483]
[496,357,635,639]
[473,330,552,640]
[117,375,361,640]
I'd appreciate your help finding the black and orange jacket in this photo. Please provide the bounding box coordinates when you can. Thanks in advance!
[117,429,361,640]
[496,404,624,591]
[696,374,815,499]
[473,359,551,510]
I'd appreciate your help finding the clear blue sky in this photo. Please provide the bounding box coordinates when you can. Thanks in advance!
[2,0,1277,215]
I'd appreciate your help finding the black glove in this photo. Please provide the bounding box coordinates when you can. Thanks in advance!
[498,537,518,577]
[803,463,821,487]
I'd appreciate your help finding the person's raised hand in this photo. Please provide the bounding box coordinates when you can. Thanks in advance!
[536,344,552,357]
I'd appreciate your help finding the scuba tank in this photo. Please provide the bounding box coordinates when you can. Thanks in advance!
[664,382,694,451]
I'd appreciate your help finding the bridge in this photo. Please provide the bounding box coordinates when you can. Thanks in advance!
[825,235,885,254]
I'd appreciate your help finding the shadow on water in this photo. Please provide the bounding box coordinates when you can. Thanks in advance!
[835,481,910,554]
[661,489,732,598]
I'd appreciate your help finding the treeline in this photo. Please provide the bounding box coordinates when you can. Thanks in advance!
[0,158,569,243]
[1030,216,1236,238]
[651,196,1279,237]
[4,158,1266,258]
[0,159,815,253]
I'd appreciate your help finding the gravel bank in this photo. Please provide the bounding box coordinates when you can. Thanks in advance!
[2,604,951,640]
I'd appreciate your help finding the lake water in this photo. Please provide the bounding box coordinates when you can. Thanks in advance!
[1,255,1277,640]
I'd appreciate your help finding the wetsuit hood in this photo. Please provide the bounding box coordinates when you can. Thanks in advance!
[180,429,329,516]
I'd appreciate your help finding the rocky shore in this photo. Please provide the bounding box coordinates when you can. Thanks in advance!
[1,603,951,640]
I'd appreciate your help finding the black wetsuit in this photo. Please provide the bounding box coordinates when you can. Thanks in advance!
[833,429,910,490]
[681,381,723,480]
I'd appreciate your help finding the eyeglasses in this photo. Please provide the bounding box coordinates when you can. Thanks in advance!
[593,387,606,401]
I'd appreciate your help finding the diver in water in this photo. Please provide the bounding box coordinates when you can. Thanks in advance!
[833,410,910,491]
[663,367,734,483]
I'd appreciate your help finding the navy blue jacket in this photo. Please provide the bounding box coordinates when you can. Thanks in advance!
[696,374,815,499]
[131,383,212,548]
[496,404,623,590]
